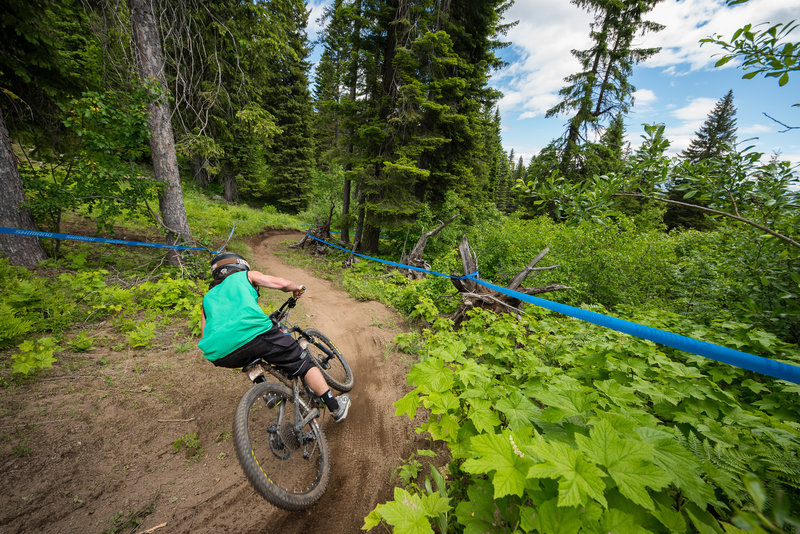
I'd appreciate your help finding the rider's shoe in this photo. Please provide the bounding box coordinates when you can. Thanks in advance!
[331,394,351,423]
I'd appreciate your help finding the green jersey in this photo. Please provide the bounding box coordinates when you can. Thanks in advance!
[198,270,273,361]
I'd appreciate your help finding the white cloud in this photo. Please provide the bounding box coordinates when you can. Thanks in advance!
[306,1,329,40]
[740,123,774,135]
[494,0,796,122]
[641,0,799,73]
[671,97,717,122]
[632,89,658,112]
[494,1,593,119]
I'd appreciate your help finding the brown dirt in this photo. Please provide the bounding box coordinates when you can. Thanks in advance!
[0,232,425,534]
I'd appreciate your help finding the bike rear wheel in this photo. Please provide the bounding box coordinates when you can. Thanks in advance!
[304,328,354,392]
[233,382,330,511]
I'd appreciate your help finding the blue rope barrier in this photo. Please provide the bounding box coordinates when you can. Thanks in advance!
[0,227,218,253]
[305,234,478,280]
[305,234,800,385]
[471,277,800,385]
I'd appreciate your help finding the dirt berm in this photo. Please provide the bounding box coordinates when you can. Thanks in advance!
[0,231,426,533]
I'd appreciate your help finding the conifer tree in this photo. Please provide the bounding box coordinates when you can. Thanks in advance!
[666,90,738,230]
[547,0,663,179]
[313,0,365,243]
[583,112,626,178]
[336,0,512,252]
[681,89,738,163]
[256,0,315,213]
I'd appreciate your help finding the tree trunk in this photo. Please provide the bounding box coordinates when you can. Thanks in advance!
[354,175,366,250]
[222,171,238,202]
[340,0,362,245]
[0,111,47,267]
[191,155,211,188]
[129,0,192,265]
[362,224,380,255]
[400,213,459,279]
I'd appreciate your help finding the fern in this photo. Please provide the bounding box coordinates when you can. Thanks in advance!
[763,446,800,492]
[708,442,753,480]
[0,303,34,348]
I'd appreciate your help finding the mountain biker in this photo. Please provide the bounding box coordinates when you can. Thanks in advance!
[198,252,351,422]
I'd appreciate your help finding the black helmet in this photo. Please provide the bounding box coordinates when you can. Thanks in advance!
[210,252,250,281]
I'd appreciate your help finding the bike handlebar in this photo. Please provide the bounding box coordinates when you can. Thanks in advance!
[279,285,306,312]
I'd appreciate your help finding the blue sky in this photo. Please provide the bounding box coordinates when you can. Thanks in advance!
[307,0,799,166]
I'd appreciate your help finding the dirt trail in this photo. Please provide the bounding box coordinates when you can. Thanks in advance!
[0,232,422,534]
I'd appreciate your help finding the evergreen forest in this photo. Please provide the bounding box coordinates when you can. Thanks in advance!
[1,0,800,532]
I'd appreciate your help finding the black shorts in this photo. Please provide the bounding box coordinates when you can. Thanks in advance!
[211,325,315,378]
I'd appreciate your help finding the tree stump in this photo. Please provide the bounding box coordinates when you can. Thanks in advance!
[399,213,459,279]
[290,213,335,256]
[450,235,570,326]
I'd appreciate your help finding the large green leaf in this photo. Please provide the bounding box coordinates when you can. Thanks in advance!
[495,391,540,430]
[455,358,486,388]
[421,413,460,442]
[636,427,717,507]
[394,388,422,419]
[592,508,653,534]
[422,390,460,415]
[520,499,583,534]
[462,430,534,498]
[373,488,435,534]
[467,398,502,434]
[576,419,669,510]
[454,479,515,533]
[407,357,454,392]
[526,436,608,508]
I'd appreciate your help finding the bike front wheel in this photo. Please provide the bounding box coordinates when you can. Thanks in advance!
[304,328,354,392]
[233,382,331,511]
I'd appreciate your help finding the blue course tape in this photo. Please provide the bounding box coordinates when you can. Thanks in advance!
[305,234,800,385]
[305,234,478,280]
[0,227,217,253]
[473,278,800,385]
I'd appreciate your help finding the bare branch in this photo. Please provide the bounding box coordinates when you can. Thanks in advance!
[614,192,800,248]
[763,112,800,133]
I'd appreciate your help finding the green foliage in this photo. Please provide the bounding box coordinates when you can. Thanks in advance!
[19,87,160,241]
[471,215,675,309]
[0,259,74,343]
[125,322,156,349]
[134,277,202,314]
[182,186,306,248]
[0,251,206,382]
[373,308,800,533]
[67,332,96,352]
[703,14,799,89]
[172,432,204,461]
[0,303,34,349]
[12,337,60,376]
[340,259,458,321]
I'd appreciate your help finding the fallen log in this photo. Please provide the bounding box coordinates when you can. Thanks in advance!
[450,235,570,326]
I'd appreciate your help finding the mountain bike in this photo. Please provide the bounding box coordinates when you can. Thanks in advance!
[232,293,354,511]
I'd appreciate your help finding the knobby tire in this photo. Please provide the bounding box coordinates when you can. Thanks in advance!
[233,382,331,511]
[304,328,354,392]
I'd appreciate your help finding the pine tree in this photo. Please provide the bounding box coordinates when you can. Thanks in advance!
[665,90,738,230]
[681,89,737,163]
[546,0,663,180]
[340,0,512,252]
[583,112,626,178]
[313,0,366,243]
